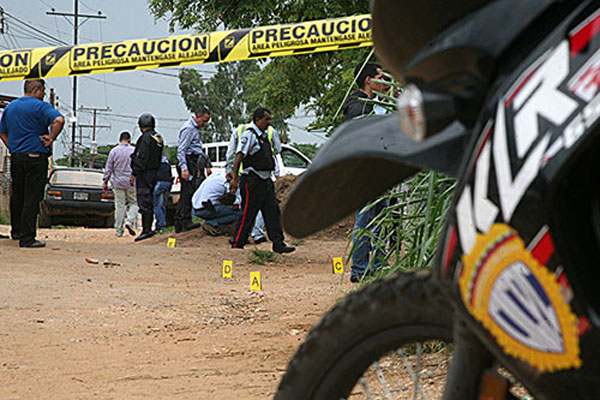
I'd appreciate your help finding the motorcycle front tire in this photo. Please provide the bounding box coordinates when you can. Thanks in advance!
[275,270,454,400]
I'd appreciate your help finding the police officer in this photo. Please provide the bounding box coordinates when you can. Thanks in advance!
[225,120,282,244]
[130,113,163,242]
[229,108,294,253]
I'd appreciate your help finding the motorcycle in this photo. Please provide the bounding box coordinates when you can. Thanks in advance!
[275,0,600,398]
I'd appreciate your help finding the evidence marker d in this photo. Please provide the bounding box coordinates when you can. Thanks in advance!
[222,260,233,279]
[332,257,344,274]
[167,238,177,248]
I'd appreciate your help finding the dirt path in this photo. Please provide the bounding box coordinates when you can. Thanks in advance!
[0,226,352,399]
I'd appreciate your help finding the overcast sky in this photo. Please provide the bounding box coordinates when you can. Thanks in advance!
[0,0,326,158]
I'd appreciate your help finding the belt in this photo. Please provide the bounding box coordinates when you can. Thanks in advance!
[14,152,48,158]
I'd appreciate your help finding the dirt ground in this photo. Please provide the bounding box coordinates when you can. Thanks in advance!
[0,225,353,399]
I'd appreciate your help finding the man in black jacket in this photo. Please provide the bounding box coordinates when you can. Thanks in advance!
[130,113,163,241]
[342,62,386,121]
[342,62,389,282]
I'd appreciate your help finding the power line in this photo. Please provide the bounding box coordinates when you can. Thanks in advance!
[81,75,182,96]
[96,110,187,123]
[143,69,181,79]
[4,11,68,45]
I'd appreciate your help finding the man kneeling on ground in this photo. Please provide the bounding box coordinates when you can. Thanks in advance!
[192,172,240,236]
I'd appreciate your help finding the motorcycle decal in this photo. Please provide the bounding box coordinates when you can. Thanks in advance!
[457,38,600,254]
[568,48,600,102]
[577,316,592,337]
[527,225,554,266]
[569,8,600,58]
[460,224,581,372]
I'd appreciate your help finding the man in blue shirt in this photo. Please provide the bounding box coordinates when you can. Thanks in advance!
[0,79,64,248]
[175,105,211,233]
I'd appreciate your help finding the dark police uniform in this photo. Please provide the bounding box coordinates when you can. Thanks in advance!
[175,117,207,232]
[231,123,288,250]
[0,95,62,247]
[130,128,163,234]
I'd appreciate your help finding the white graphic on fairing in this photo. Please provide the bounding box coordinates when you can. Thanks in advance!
[512,41,578,158]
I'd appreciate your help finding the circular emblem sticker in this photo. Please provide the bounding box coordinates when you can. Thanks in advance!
[459,223,580,372]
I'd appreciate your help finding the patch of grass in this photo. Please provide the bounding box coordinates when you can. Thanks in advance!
[249,249,275,265]
[158,225,175,234]
[291,239,304,246]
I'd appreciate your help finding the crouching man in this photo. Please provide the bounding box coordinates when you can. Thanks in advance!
[192,172,240,236]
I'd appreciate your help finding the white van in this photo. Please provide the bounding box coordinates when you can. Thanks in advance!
[202,141,312,176]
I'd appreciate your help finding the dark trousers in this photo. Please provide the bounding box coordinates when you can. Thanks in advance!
[232,173,284,247]
[10,153,48,246]
[135,169,158,215]
[175,154,199,228]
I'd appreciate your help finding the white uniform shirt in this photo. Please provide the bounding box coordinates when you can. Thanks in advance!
[192,172,240,210]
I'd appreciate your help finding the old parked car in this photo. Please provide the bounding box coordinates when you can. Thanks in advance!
[38,167,115,228]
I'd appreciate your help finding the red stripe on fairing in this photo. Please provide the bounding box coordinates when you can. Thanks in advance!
[504,67,539,107]
[233,182,250,247]
[443,226,457,276]
[570,11,600,57]
[531,231,555,265]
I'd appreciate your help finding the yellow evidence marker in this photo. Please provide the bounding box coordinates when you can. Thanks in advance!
[222,260,233,278]
[167,238,177,248]
[250,272,262,291]
[332,257,344,274]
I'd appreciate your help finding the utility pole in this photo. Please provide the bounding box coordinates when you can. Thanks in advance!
[47,2,106,167]
[0,7,5,34]
[79,106,111,168]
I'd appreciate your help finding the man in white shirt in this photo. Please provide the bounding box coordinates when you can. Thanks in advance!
[192,172,240,236]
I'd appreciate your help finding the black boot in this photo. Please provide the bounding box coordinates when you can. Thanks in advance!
[135,213,155,242]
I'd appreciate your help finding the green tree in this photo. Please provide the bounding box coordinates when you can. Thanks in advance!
[162,145,179,164]
[148,0,371,132]
[179,61,260,142]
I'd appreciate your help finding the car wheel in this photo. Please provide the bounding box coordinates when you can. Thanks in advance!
[38,206,52,228]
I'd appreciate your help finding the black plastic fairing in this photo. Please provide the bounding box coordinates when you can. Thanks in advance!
[282,114,468,238]
[374,0,556,87]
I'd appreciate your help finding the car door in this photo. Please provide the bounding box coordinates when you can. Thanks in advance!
[278,145,311,176]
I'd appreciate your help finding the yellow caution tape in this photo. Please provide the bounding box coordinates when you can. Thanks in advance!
[0,14,372,81]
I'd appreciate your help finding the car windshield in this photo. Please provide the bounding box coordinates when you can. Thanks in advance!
[49,170,104,187]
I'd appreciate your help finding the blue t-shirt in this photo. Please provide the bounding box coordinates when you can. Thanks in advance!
[0,96,63,154]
